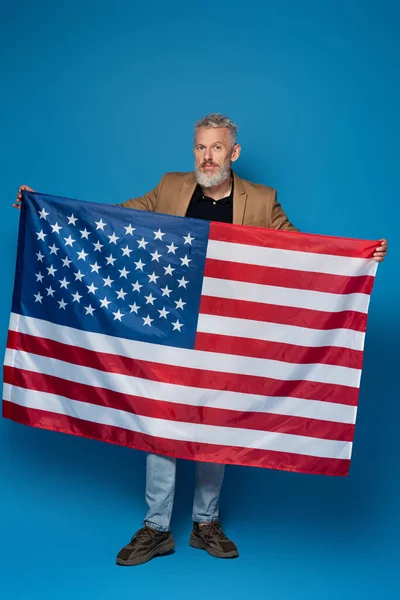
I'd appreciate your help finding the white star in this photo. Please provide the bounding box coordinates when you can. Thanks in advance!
[148,272,159,284]
[80,228,90,239]
[134,259,146,271]
[95,219,107,231]
[59,277,70,289]
[124,224,135,235]
[36,230,47,241]
[161,285,172,297]
[131,280,143,293]
[145,293,156,305]
[64,235,76,247]
[90,262,101,274]
[150,250,162,262]
[183,232,195,245]
[67,214,78,225]
[46,286,55,297]
[180,254,192,267]
[36,251,45,262]
[34,291,43,303]
[49,243,59,255]
[118,267,130,278]
[85,304,95,315]
[108,232,120,244]
[177,276,189,288]
[47,265,57,277]
[93,241,103,252]
[137,237,148,249]
[35,271,44,283]
[74,270,84,282]
[163,264,175,276]
[116,288,127,300]
[113,310,124,321]
[175,298,186,310]
[38,208,49,220]
[158,307,170,319]
[121,245,133,257]
[77,249,88,261]
[103,275,114,287]
[87,283,98,294]
[172,319,183,331]
[166,242,178,254]
[62,257,72,268]
[153,228,165,240]
[72,291,82,303]
[58,298,67,310]
[51,222,62,234]
[129,302,140,314]
[142,315,154,327]
[105,254,116,266]
[100,297,111,309]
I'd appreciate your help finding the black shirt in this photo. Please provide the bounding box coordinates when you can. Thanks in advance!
[185,181,233,224]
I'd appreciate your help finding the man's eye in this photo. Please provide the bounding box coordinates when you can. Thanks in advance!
[196,146,204,150]
[214,145,222,150]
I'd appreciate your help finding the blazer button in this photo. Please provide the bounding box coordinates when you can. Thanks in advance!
[213,201,216,205]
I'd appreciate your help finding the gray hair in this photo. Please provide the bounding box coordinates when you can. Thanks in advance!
[194,113,238,146]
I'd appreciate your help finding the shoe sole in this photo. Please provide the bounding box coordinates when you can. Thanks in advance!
[116,539,176,566]
[189,535,239,559]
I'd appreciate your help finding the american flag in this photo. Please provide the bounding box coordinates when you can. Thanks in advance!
[3,191,378,476]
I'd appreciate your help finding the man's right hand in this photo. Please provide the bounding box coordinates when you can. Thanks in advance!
[14,185,34,209]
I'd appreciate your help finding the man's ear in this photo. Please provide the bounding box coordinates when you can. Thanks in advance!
[231,144,241,163]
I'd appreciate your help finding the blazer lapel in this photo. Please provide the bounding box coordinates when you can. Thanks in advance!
[232,172,247,225]
[176,173,197,217]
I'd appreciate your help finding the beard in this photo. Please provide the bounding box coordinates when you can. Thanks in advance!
[195,159,231,188]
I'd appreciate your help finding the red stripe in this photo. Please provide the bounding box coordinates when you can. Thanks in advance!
[2,402,351,476]
[195,332,363,370]
[199,295,367,333]
[4,367,355,441]
[209,221,378,258]
[204,258,374,295]
[7,331,359,406]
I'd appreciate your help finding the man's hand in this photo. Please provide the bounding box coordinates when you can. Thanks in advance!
[373,238,388,262]
[13,185,34,209]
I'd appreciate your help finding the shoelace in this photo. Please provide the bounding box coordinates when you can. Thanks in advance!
[130,526,155,545]
[203,521,229,543]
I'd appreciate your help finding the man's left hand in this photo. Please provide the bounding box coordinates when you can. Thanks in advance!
[373,238,388,262]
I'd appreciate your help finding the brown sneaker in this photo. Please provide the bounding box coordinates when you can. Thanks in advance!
[189,521,239,558]
[116,526,175,566]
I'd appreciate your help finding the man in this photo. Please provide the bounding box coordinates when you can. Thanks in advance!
[15,113,388,566]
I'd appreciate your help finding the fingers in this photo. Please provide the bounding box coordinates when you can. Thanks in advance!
[373,238,388,262]
[14,184,34,209]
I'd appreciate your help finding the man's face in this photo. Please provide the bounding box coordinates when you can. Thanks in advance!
[194,127,240,187]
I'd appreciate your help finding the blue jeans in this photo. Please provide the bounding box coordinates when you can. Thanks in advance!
[144,453,225,532]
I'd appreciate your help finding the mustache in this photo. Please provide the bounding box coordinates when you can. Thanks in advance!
[200,162,219,168]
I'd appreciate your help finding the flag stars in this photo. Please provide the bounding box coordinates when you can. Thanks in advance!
[38,208,49,220]
[100,297,111,309]
[131,280,143,293]
[177,276,189,288]
[35,271,44,283]
[90,262,101,274]
[129,302,140,314]
[137,237,148,249]
[36,230,47,242]
[87,283,98,294]
[103,275,114,287]
[95,219,107,231]
[93,241,103,252]
[80,228,91,239]
[180,254,192,267]
[148,272,159,284]
[62,257,72,268]
[49,243,60,255]
[145,293,156,305]
[166,242,178,254]
[153,229,165,240]
[175,298,186,310]
[113,310,124,321]
[124,223,135,235]
[67,214,78,226]
[163,264,175,276]
[172,319,183,332]
[121,245,133,257]
[108,232,120,245]
[77,249,88,261]
[161,285,172,297]
[116,288,127,300]
[36,251,45,262]
[51,222,63,234]
[74,270,84,282]
[134,259,146,271]
[34,292,43,303]
[72,291,82,303]
[47,265,57,277]
[46,286,55,297]
[64,235,76,247]
[118,267,130,278]
[59,277,70,289]
[158,307,169,319]
[183,233,195,245]
[85,304,95,316]
[105,254,116,266]
[142,315,154,327]
[58,299,67,310]
[150,250,162,262]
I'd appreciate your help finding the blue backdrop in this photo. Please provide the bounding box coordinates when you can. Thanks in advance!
[1,1,399,598]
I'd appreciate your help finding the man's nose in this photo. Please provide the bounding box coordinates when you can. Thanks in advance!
[204,147,213,162]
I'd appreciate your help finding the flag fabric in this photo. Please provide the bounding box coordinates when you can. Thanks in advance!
[3,191,378,476]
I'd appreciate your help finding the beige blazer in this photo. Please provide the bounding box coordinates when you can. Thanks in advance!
[118,171,298,231]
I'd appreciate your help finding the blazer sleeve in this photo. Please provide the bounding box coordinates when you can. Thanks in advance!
[115,175,166,212]
[269,190,299,232]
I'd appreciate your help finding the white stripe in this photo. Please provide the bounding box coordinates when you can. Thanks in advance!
[3,384,353,459]
[198,313,365,352]
[4,348,357,424]
[8,314,361,388]
[207,239,378,277]
[202,277,370,314]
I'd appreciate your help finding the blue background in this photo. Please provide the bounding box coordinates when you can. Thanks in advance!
[1,1,399,598]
